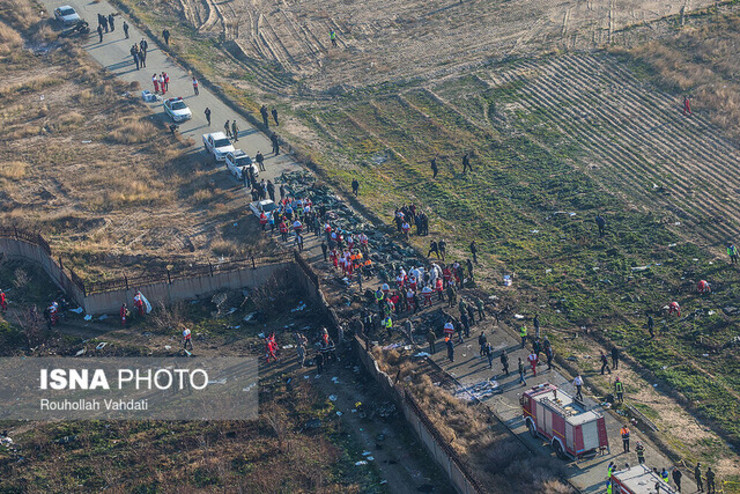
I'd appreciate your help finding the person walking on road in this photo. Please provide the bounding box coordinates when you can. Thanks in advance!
[192,77,199,96]
[518,357,527,386]
[255,151,265,171]
[573,375,584,401]
[123,20,129,38]
[728,242,738,264]
[430,156,438,178]
[611,346,620,370]
[615,376,624,404]
[204,107,211,126]
[162,28,170,45]
[260,105,269,127]
[272,107,279,126]
[224,120,231,138]
[108,13,115,31]
[97,24,103,43]
[600,351,612,375]
[672,466,682,493]
[620,425,630,453]
[232,120,239,141]
[100,14,108,32]
[695,463,704,492]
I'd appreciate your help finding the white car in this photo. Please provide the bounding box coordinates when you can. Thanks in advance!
[249,199,278,220]
[163,97,192,122]
[225,150,259,181]
[54,5,81,25]
[202,132,235,162]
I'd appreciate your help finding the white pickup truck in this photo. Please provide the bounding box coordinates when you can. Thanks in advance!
[202,132,235,162]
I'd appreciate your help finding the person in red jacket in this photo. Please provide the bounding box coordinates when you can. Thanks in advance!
[668,301,681,317]
[0,290,7,312]
[133,292,145,317]
[697,280,711,295]
[120,303,128,326]
[682,95,692,116]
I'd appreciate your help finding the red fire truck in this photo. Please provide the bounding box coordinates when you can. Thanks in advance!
[521,383,608,459]
[611,465,678,493]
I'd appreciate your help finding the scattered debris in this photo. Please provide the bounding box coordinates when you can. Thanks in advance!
[95,342,107,350]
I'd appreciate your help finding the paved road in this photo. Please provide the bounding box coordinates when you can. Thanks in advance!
[42,0,298,185]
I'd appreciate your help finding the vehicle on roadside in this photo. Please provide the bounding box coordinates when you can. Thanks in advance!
[54,5,81,25]
[225,150,259,181]
[611,465,677,493]
[249,199,277,220]
[202,132,235,162]
[163,97,192,123]
[521,383,609,460]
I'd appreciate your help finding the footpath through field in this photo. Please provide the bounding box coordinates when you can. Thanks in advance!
[46,1,700,491]
[39,0,298,185]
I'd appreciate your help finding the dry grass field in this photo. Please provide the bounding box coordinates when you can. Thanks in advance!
[0,0,273,281]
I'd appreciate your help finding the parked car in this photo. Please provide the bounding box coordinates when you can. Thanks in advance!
[225,150,259,181]
[202,132,235,162]
[54,5,81,25]
[249,199,277,220]
[163,97,192,123]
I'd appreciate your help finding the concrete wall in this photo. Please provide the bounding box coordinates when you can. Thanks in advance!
[82,261,291,314]
[0,237,85,306]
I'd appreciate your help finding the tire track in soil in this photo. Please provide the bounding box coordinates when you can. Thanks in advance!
[461,54,740,251]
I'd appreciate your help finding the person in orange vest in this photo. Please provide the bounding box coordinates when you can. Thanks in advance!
[120,303,128,326]
[668,301,681,317]
[0,289,7,312]
[697,280,711,295]
[620,425,631,453]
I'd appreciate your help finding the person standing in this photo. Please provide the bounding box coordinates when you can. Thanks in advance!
[204,107,211,126]
[484,342,493,368]
[271,133,280,155]
[694,463,704,492]
[97,23,103,43]
[330,29,337,47]
[706,467,715,493]
[615,377,624,404]
[255,151,265,171]
[470,241,478,263]
[101,14,108,32]
[682,95,692,116]
[573,375,584,401]
[533,313,540,338]
[476,298,485,320]
[108,13,115,31]
[0,289,7,312]
[267,180,275,202]
[612,346,620,370]
[672,467,682,493]
[183,327,193,350]
[438,239,446,261]
[446,337,454,362]
[500,350,509,376]
[519,325,527,348]
[647,314,655,338]
[123,20,129,38]
[428,240,439,258]
[139,38,148,54]
[130,45,140,70]
[139,46,147,67]
[272,107,279,126]
[351,178,359,197]
[620,425,630,453]
[427,329,437,354]
[192,77,199,96]
[544,344,554,370]
[260,105,269,127]
[478,332,487,356]
[462,152,472,173]
[728,242,738,264]
[430,156,438,178]
[600,351,612,375]
[635,441,646,464]
[527,351,538,376]
[162,28,170,45]
[315,352,324,375]
[518,357,526,386]
[596,214,606,236]
[232,120,239,141]
[224,120,231,138]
